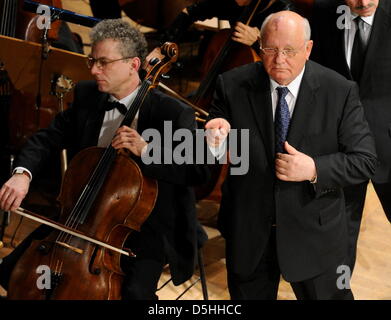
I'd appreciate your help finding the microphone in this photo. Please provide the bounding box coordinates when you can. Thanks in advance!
[23,0,101,28]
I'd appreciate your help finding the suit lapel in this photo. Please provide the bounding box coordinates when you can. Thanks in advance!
[360,2,391,86]
[248,64,275,167]
[135,87,154,134]
[286,62,319,149]
[82,90,108,147]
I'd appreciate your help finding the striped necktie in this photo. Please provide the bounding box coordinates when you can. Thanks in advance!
[275,86,290,154]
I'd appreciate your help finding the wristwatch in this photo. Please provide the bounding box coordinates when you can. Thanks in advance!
[14,168,30,179]
[309,174,317,184]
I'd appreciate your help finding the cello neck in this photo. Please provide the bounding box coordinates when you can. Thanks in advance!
[120,79,151,128]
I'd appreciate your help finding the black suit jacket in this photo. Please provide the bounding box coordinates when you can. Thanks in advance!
[15,80,209,285]
[311,0,391,183]
[208,61,377,282]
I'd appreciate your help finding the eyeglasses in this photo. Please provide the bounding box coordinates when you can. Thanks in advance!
[260,44,306,58]
[86,56,133,69]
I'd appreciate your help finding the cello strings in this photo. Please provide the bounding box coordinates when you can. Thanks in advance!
[56,81,151,247]
[2,0,9,35]
[2,0,17,37]
[63,80,150,229]
[64,81,149,229]
[56,147,116,244]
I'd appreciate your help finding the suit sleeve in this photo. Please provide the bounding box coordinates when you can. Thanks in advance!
[207,75,231,123]
[313,83,377,190]
[138,99,210,186]
[13,106,75,179]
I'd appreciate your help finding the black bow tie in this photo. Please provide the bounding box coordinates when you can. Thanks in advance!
[104,101,128,115]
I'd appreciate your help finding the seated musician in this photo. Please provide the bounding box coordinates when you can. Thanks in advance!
[0,19,209,300]
[147,0,295,62]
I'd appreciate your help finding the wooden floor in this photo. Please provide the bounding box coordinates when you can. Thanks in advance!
[1,183,391,300]
[1,1,391,300]
[156,183,391,300]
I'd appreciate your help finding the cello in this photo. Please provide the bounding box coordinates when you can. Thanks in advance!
[6,42,178,300]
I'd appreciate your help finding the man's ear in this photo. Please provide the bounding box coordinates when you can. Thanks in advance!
[130,57,142,72]
[305,40,313,60]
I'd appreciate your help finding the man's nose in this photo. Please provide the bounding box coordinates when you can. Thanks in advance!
[360,0,371,8]
[274,51,286,63]
[90,63,100,76]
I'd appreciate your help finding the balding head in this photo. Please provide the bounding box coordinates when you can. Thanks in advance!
[259,11,313,85]
[260,11,311,45]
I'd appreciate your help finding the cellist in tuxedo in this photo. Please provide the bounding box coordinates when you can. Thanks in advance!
[0,19,209,300]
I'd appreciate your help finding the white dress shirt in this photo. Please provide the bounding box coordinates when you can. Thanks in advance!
[270,66,305,120]
[16,87,141,180]
[98,87,140,147]
[344,13,374,68]
[209,66,306,159]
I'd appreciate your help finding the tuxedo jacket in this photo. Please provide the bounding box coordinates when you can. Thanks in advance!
[310,0,391,183]
[208,61,377,282]
[15,80,209,285]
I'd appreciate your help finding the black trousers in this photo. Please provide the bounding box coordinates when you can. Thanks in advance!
[226,227,354,300]
[0,225,165,300]
[120,226,166,300]
[344,181,391,272]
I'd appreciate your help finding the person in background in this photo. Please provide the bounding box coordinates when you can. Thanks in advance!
[310,0,391,272]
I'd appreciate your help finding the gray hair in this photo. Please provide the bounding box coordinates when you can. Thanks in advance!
[259,13,311,45]
[90,19,148,64]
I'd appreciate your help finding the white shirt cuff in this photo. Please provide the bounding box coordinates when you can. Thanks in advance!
[13,167,32,181]
[208,138,227,161]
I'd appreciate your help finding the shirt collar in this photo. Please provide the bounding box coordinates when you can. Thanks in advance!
[350,12,375,26]
[269,66,305,98]
[109,86,140,109]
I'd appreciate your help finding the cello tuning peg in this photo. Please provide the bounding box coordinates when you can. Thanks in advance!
[149,58,160,66]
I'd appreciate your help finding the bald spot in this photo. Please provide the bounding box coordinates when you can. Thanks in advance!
[262,11,307,43]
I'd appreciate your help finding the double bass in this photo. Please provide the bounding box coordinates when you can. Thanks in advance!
[7,42,178,300]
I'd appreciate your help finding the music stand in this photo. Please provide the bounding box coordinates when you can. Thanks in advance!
[0,34,93,246]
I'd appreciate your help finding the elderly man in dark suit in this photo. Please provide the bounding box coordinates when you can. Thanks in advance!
[0,19,209,299]
[205,10,377,299]
[310,0,391,273]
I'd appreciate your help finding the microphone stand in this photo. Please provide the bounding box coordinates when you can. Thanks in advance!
[24,0,101,28]
[35,7,61,122]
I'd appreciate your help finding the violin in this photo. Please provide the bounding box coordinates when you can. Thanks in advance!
[7,43,178,300]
